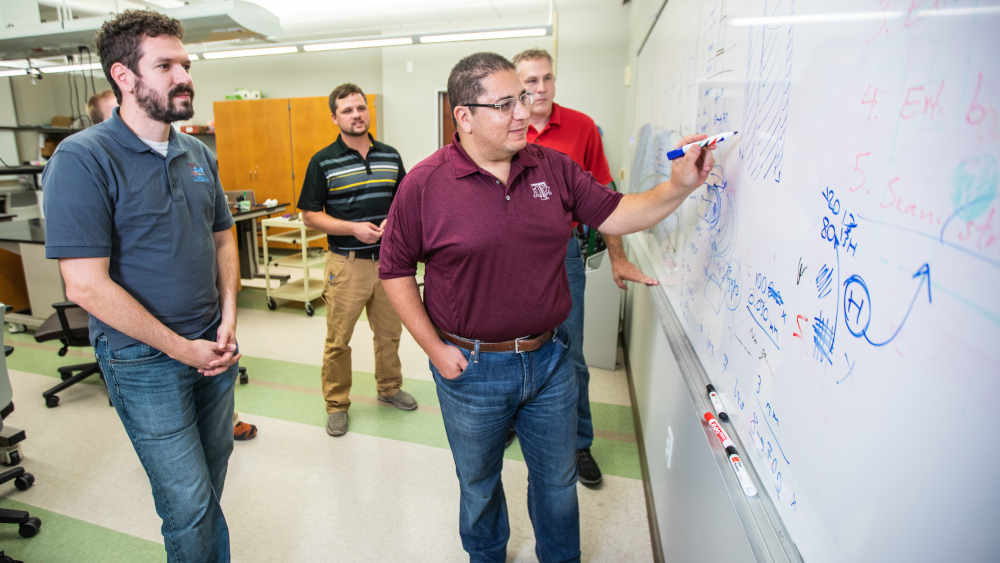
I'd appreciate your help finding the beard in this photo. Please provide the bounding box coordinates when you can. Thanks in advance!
[341,120,369,137]
[136,78,195,123]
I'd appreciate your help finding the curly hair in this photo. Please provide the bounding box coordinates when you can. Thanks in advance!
[96,10,184,102]
[328,83,366,114]
[447,52,515,112]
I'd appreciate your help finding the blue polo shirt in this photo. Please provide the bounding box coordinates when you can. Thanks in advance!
[42,108,233,351]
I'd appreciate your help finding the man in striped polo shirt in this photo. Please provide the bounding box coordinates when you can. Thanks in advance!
[299,83,417,437]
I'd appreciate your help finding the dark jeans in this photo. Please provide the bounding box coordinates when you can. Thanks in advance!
[560,236,594,451]
[431,330,581,563]
[96,335,236,563]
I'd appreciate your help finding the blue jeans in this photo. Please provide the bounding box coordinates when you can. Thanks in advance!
[431,330,580,563]
[560,237,593,451]
[96,335,236,563]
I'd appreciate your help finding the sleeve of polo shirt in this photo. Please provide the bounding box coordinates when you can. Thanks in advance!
[378,174,422,280]
[42,145,114,259]
[393,154,406,195]
[297,156,326,212]
[560,152,623,228]
[583,123,613,186]
[209,155,234,232]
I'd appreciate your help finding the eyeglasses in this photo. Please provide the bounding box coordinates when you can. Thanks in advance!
[460,91,534,115]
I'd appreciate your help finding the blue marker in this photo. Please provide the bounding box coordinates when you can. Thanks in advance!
[667,131,738,160]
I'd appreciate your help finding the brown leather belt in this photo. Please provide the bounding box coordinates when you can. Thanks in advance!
[438,330,553,353]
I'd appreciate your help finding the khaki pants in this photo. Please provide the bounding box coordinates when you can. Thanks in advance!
[322,251,403,413]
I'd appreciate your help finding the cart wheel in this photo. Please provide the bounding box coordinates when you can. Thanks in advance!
[304,302,315,317]
[265,297,277,311]
[14,473,34,491]
[45,395,60,408]
[19,517,41,538]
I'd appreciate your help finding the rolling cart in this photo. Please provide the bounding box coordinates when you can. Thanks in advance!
[260,216,326,316]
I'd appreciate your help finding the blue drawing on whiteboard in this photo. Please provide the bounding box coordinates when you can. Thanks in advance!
[739,5,793,183]
[747,304,780,351]
[812,312,835,365]
[767,285,784,306]
[838,353,856,385]
[816,264,834,299]
[843,263,932,347]
[950,154,997,222]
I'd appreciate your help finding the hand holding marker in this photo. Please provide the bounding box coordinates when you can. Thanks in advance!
[667,131,738,160]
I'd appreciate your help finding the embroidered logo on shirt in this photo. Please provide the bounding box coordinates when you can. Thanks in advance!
[189,163,211,183]
[530,181,552,201]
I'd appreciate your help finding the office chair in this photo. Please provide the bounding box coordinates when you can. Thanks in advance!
[34,302,104,408]
[1,305,42,539]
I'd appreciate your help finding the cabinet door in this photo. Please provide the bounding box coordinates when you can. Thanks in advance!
[214,99,294,206]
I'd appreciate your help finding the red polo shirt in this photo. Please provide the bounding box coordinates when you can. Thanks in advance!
[379,135,623,341]
[527,103,613,185]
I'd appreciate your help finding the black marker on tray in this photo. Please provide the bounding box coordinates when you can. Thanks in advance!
[706,384,729,421]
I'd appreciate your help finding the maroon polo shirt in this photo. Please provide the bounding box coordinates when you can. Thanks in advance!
[379,135,623,341]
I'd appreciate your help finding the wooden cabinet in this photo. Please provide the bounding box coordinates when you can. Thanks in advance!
[214,95,379,211]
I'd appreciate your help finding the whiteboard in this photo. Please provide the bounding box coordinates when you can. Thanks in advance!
[626,1,1000,561]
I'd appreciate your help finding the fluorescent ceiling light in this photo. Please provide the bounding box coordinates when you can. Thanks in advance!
[189,53,201,61]
[202,45,299,59]
[729,12,902,26]
[917,6,1000,17]
[41,62,103,74]
[0,69,26,78]
[302,37,414,52]
[419,27,548,43]
[146,0,186,7]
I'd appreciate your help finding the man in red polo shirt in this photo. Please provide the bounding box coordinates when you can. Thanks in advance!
[513,48,656,487]
[379,52,714,562]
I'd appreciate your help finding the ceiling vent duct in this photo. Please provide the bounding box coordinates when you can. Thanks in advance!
[0,1,280,61]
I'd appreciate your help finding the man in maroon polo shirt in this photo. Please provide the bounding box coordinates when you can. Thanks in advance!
[379,52,714,562]
[513,47,656,487]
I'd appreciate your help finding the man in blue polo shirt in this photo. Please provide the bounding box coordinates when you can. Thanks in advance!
[379,52,715,562]
[42,10,239,562]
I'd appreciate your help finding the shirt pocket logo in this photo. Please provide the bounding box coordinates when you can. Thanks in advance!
[189,163,211,183]
[530,181,552,201]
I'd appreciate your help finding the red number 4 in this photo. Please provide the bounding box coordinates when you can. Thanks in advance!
[862,85,879,120]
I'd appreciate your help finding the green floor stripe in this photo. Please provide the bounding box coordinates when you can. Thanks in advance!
[0,499,165,562]
[4,322,642,480]
[237,286,327,317]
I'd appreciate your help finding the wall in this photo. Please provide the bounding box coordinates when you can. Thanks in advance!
[552,0,629,182]
[3,0,629,177]
[380,37,549,170]
[187,49,384,128]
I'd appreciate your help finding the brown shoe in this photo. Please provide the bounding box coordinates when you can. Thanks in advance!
[234,421,257,441]
[326,411,349,437]
[377,389,418,411]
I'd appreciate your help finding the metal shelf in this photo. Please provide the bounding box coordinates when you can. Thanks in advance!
[260,216,325,316]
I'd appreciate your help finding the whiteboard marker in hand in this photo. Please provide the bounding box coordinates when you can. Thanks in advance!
[667,131,738,160]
